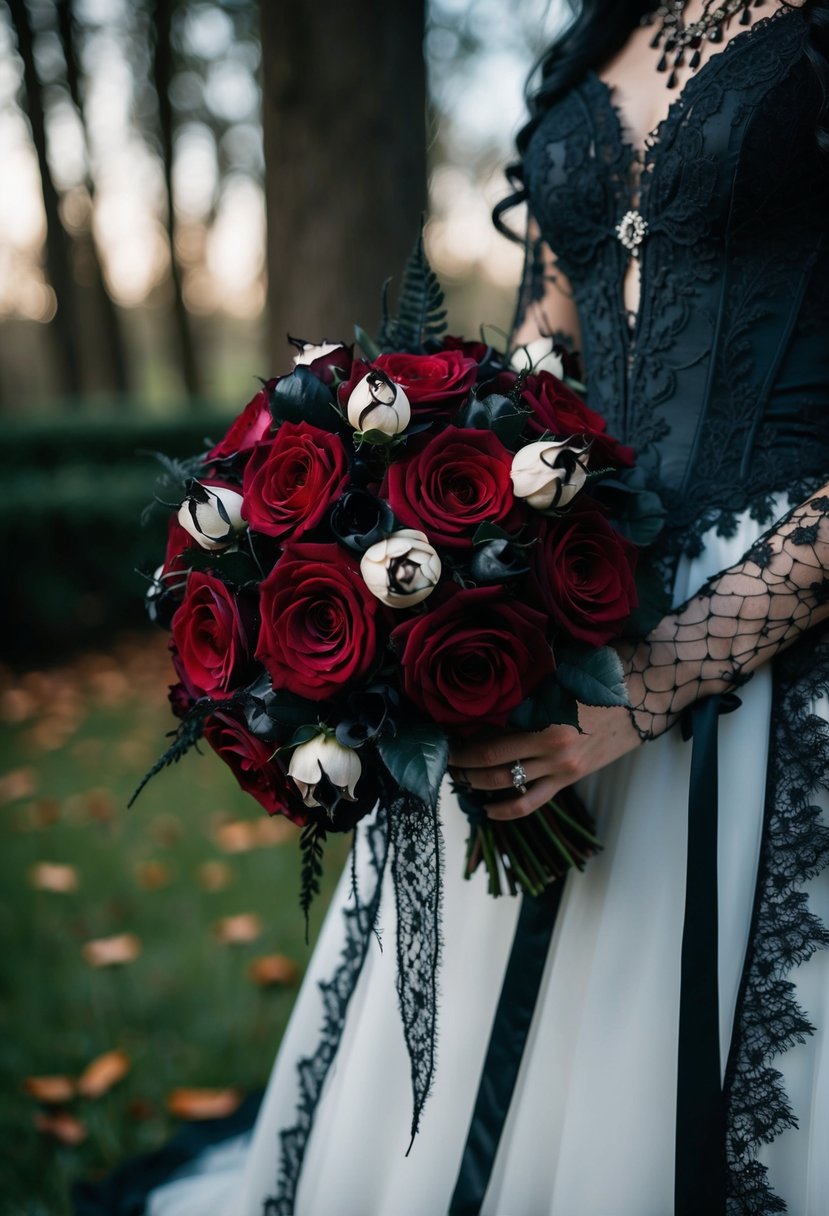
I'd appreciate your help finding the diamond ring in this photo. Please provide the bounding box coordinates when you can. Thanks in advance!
[510,760,528,794]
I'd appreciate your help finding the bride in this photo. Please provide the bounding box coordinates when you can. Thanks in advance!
[76,1,829,1213]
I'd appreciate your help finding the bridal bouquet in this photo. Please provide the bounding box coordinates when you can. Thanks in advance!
[137,238,665,911]
[135,237,665,1141]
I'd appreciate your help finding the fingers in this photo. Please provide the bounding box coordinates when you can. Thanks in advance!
[486,776,560,821]
[448,733,547,770]
[450,757,549,793]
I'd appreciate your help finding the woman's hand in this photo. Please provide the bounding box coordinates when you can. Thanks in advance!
[448,703,643,821]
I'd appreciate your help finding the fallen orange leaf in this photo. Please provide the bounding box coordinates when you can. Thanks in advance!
[24,1075,75,1104]
[248,954,300,987]
[213,914,262,945]
[167,1088,242,1120]
[29,863,79,893]
[35,1111,87,1145]
[0,767,37,805]
[214,816,296,853]
[198,860,233,892]
[76,1049,131,1098]
[213,820,256,853]
[82,933,142,967]
[84,788,116,823]
[134,861,171,890]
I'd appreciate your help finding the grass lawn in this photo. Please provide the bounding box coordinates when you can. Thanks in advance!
[0,634,348,1216]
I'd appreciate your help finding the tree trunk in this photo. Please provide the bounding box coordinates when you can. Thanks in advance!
[151,0,201,400]
[8,0,85,400]
[56,0,131,396]
[260,0,427,371]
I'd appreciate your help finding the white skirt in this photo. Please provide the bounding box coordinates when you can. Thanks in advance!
[146,506,829,1216]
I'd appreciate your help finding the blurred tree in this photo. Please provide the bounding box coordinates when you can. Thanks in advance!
[7,0,84,398]
[260,0,427,363]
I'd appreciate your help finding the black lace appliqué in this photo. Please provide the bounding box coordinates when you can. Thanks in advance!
[724,633,829,1214]
[264,808,390,1215]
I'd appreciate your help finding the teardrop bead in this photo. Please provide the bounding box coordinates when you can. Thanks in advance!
[667,69,678,88]
[650,29,663,47]
[674,47,685,67]
[689,48,702,68]
[657,52,668,72]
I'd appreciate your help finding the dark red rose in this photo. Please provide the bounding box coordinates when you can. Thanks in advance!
[257,543,381,700]
[392,586,554,729]
[532,502,639,645]
[338,350,477,421]
[171,571,256,699]
[441,334,494,364]
[489,371,634,467]
[291,341,353,385]
[163,516,197,579]
[209,382,275,460]
[385,426,519,550]
[204,711,308,824]
[168,679,195,719]
[242,422,349,541]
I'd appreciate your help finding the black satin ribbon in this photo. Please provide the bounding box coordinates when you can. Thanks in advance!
[449,879,566,1216]
[675,692,740,1216]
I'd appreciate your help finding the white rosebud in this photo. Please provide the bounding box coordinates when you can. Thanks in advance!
[177,482,246,551]
[509,336,565,380]
[292,340,342,366]
[288,733,362,808]
[347,370,411,436]
[360,529,442,608]
[511,439,589,510]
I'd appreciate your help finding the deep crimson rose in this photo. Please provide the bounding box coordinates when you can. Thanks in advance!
[385,426,519,550]
[171,571,255,699]
[294,343,353,385]
[392,586,554,729]
[209,382,275,460]
[204,711,308,824]
[490,371,634,467]
[242,422,349,540]
[257,543,381,700]
[338,350,477,420]
[163,516,197,579]
[441,334,493,364]
[532,502,639,645]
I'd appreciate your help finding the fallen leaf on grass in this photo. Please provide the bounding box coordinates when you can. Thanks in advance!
[82,933,142,967]
[214,816,296,853]
[247,954,299,987]
[76,1049,131,1098]
[198,860,233,892]
[24,1076,76,1103]
[29,863,79,893]
[34,1111,87,1144]
[167,1088,242,1120]
[0,767,37,804]
[84,788,116,823]
[27,798,61,829]
[134,861,171,890]
[213,914,263,945]
[149,813,183,847]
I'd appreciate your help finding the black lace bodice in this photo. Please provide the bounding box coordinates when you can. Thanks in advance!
[522,7,829,557]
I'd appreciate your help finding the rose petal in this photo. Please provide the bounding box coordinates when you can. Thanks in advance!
[76,1049,131,1098]
[213,914,262,944]
[29,863,79,893]
[167,1088,243,1120]
[35,1111,88,1145]
[24,1075,76,1104]
[247,954,300,987]
[82,933,142,967]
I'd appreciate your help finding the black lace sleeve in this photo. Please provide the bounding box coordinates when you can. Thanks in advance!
[622,490,829,740]
[509,214,580,358]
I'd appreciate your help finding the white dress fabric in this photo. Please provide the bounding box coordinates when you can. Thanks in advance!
[147,502,829,1215]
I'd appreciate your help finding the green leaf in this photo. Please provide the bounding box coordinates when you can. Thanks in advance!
[472,522,514,546]
[621,566,672,638]
[556,646,630,708]
[376,229,447,352]
[354,324,381,361]
[509,676,581,731]
[289,724,323,748]
[183,546,259,587]
[377,722,449,810]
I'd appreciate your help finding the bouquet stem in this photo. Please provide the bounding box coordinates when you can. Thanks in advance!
[461,786,600,898]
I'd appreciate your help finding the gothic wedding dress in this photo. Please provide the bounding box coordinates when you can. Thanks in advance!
[76,8,829,1215]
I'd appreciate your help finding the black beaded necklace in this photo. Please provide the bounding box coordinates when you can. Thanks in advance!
[642,0,766,87]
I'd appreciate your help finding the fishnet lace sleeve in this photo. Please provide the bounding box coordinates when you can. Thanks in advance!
[623,492,829,741]
[510,215,581,353]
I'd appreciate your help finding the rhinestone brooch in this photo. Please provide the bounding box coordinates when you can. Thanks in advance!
[615,210,649,255]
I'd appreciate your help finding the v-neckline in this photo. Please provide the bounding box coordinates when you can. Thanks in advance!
[586,4,797,168]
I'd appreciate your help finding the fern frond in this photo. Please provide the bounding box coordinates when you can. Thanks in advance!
[377,232,447,352]
[299,822,327,943]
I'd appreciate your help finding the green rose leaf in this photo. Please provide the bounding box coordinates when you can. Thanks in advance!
[508,675,581,731]
[378,723,449,810]
[556,645,630,708]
